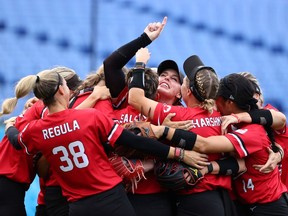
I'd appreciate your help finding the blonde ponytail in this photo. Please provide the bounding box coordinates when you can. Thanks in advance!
[0,75,37,116]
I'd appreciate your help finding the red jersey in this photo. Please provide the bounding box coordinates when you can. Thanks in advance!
[0,100,46,186]
[264,104,288,188]
[71,91,114,118]
[113,105,164,194]
[112,86,129,110]
[225,123,287,204]
[113,105,146,124]
[19,108,124,202]
[153,103,231,194]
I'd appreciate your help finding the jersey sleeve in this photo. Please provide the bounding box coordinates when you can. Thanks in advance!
[18,122,38,156]
[94,111,124,147]
[224,125,268,158]
[152,103,177,125]
[93,99,115,119]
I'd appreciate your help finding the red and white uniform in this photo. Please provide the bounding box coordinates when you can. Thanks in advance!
[71,91,114,118]
[112,87,129,110]
[225,123,287,204]
[113,105,165,194]
[264,104,288,188]
[0,100,46,187]
[152,103,232,194]
[19,108,124,202]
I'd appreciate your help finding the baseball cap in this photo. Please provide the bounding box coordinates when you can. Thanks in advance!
[157,60,184,84]
[183,55,215,83]
[217,73,258,111]
[183,55,217,101]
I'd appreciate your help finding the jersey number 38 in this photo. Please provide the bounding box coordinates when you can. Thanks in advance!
[52,141,89,172]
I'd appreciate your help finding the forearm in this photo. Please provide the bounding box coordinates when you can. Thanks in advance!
[104,33,151,97]
[116,129,186,162]
[236,109,286,130]
[116,129,170,158]
[75,93,100,109]
[206,157,246,175]
[5,126,22,150]
[269,109,286,130]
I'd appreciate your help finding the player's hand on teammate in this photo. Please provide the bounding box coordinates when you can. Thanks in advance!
[92,85,111,100]
[253,147,281,173]
[221,114,240,134]
[4,116,16,132]
[162,113,193,131]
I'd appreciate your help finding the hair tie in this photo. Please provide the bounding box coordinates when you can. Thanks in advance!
[36,75,40,83]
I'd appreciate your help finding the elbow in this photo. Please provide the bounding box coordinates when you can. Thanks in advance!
[280,114,286,128]
[273,112,287,130]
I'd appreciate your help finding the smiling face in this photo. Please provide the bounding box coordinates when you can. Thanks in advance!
[157,69,182,104]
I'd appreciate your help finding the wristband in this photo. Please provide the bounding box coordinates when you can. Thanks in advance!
[171,129,197,150]
[174,147,184,162]
[216,156,239,176]
[207,163,213,173]
[134,62,146,69]
[128,68,145,90]
[248,109,273,127]
[159,126,169,140]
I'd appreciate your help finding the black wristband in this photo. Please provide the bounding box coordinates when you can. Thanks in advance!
[248,109,273,127]
[159,126,169,140]
[128,68,145,90]
[207,163,213,173]
[171,129,197,150]
[134,62,146,69]
[216,156,239,176]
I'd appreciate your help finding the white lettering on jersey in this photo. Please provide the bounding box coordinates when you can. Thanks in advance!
[191,117,221,128]
[114,114,147,124]
[235,129,248,134]
[42,120,80,139]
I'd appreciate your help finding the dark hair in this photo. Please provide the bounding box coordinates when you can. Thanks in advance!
[217,73,258,111]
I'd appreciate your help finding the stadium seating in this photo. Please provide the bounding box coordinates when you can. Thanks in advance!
[0,1,287,215]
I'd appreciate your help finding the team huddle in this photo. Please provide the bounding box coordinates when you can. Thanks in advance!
[0,16,288,216]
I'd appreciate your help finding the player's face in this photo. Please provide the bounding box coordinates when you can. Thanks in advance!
[157,70,181,104]
[216,96,239,116]
[216,96,230,115]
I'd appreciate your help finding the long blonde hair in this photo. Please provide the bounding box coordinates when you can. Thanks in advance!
[0,66,75,116]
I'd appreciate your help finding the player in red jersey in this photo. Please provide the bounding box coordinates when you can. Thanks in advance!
[221,72,286,176]
[5,69,205,216]
[0,102,44,216]
[102,17,195,216]
[171,73,288,216]
[129,53,243,216]
[35,67,112,216]
[0,67,83,216]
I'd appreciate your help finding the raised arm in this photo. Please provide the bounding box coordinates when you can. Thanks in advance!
[104,17,167,98]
